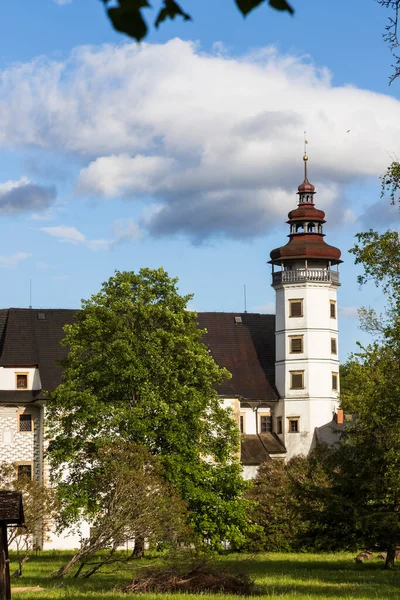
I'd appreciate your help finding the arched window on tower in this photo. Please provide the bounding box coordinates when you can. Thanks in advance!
[318,224,323,233]
[308,222,315,233]
[296,224,304,233]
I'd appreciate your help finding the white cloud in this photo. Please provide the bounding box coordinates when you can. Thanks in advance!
[0,177,56,215]
[40,219,142,250]
[53,0,72,5]
[41,226,85,244]
[339,306,360,319]
[1,40,400,239]
[0,252,31,268]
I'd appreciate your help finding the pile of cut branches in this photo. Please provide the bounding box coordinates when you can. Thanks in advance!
[122,557,255,595]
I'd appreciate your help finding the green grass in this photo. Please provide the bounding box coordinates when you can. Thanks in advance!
[9,551,400,599]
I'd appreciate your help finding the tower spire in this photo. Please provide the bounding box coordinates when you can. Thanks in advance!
[303,132,308,181]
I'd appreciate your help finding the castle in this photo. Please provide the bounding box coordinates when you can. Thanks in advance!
[0,155,341,548]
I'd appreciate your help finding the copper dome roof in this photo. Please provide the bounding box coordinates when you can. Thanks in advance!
[298,178,315,193]
[270,234,342,264]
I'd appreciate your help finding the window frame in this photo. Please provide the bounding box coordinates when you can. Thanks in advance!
[332,372,339,391]
[16,462,33,481]
[15,372,28,390]
[239,413,246,434]
[330,300,337,319]
[276,417,283,435]
[289,299,303,318]
[290,370,304,390]
[259,413,272,434]
[288,417,300,433]
[331,338,337,355]
[18,411,34,433]
[290,335,304,354]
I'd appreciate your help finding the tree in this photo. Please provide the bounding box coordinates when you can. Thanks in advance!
[47,268,249,550]
[102,0,294,42]
[331,222,400,569]
[54,442,190,578]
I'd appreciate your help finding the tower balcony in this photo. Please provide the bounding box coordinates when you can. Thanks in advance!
[272,268,340,285]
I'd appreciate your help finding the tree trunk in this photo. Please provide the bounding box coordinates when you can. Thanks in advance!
[132,536,145,559]
[385,544,397,569]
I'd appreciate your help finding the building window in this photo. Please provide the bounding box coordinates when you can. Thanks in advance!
[288,418,300,433]
[19,413,33,432]
[259,414,272,433]
[331,338,337,354]
[332,372,339,391]
[330,300,336,319]
[17,464,32,480]
[16,373,28,389]
[290,371,304,390]
[289,299,303,318]
[290,336,303,354]
[239,414,245,434]
[277,417,283,435]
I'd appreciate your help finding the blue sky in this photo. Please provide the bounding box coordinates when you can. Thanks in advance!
[0,0,398,361]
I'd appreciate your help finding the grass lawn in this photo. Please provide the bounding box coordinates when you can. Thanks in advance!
[8,551,400,600]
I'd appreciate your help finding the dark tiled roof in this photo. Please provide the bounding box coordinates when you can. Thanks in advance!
[0,309,277,402]
[0,390,41,404]
[0,308,77,394]
[197,312,277,401]
[241,434,286,465]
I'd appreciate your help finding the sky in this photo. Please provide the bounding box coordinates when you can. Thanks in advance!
[0,0,398,361]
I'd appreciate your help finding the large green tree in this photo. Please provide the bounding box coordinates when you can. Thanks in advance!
[47,268,249,549]
[332,215,400,569]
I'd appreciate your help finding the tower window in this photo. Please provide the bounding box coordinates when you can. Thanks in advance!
[259,414,272,433]
[288,418,300,433]
[308,222,315,232]
[331,338,337,354]
[277,417,283,434]
[289,299,303,318]
[332,372,339,391]
[290,336,303,354]
[330,301,336,319]
[290,371,304,390]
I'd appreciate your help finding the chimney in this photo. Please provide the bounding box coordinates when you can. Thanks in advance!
[336,408,344,425]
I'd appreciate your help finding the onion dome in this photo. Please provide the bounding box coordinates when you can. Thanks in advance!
[269,154,342,265]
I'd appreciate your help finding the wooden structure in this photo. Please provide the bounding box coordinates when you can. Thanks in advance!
[0,492,24,600]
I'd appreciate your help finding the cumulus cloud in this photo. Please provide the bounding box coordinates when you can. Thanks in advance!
[1,40,400,240]
[0,252,31,268]
[0,177,56,215]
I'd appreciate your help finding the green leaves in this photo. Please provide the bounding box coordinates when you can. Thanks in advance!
[235,0,265,16]
[103,0,294,41]
[155,0,191,29]
[235,0,294,16]
[268,0,294,14]
[107,0,150,41]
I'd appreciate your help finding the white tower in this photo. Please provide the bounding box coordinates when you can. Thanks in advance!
[269,154,341,460]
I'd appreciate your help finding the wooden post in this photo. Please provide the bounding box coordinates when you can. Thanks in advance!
[0,523,10,600]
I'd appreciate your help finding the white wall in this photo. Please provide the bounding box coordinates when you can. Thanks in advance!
[0,367,41,390]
